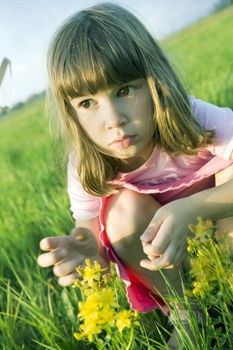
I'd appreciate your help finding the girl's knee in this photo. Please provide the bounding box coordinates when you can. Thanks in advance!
[105,188,160,244]
[104,189,185,296]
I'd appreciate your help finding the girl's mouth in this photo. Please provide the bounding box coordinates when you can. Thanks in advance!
[110,136,135,149]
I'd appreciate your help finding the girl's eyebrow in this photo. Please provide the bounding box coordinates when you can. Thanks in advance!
[72,92,93,100]
[73,79,144,100]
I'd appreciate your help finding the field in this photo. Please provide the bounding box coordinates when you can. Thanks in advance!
[0,6,233,350]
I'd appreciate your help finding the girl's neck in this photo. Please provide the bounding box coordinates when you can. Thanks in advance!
[119,140,155,173]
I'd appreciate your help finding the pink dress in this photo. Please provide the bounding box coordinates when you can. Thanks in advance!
[67,97,233,313]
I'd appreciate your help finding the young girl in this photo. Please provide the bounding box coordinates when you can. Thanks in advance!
[37,2,233,348]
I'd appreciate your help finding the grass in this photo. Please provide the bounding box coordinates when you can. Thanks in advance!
[165,6,233,108]
[0,6,233,350]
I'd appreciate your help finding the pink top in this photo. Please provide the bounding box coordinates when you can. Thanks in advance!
[68,97,233,220]
[67,97,233,313]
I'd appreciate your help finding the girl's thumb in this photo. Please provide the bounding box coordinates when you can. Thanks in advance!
[71,227,92,241]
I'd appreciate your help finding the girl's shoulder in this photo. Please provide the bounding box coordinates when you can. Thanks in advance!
[67,151,101,221]
[189,95,233,131]
[190,96,233,160]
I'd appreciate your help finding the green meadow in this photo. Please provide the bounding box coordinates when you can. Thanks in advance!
[0,6,232,350]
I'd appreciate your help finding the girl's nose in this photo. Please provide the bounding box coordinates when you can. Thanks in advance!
[104,99,127,129]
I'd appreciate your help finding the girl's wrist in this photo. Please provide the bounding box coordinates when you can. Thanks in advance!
[91,252,110,273]
[189,182,233,222]
[188,191,209,220]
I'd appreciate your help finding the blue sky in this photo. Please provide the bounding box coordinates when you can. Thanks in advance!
[0,0,221,107]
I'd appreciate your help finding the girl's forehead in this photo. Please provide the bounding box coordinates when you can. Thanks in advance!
[70,86,119,101]
[72,78,145,99]
[61,35,145,100]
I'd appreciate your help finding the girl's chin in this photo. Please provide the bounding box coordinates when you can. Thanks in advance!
[100,148,138,159]
[112,151,137,160]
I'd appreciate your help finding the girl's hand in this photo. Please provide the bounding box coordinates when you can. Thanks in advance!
[37,227,101,286]
[139,197,199,271]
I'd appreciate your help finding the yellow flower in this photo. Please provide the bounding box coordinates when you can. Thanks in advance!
[73,259,140,343]
[192,278,211,298]
[83,260,101,287]
[78,294,101,320]
[74,321,102,342]
[98,287,117,308]
[73,332,83,341]
[97,307,115,326]
[102,272,113,285]
[78,289,117,325]
[187,238,200,256]
[75,259,107,290]
[115,310,132,333]
[189,216,214,237]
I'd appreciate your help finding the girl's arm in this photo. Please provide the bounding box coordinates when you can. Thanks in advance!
[37,216,109,286]
[73,216,109,265]
[140,162,233,271]
[140,100,233,270]
[201,162,233,243]
[193,163,233,221]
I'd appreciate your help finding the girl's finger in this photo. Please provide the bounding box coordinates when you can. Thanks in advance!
[39,236,63,251]
[58,271,80,287]
[53,257,83,277]
[151,220,173,255]
[140,243,177,270]
[141,241,164,257]
[154,242,179,269]
[37,248,67,267]
[140,257,176,271]
[140,218,162,243]
[139,258,159,271]
[148,254,160,261]
[157,243,185,269]
[172,244,187,266]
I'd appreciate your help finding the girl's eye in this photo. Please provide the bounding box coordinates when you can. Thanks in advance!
[80,99,93,109]
[118,86,133,97]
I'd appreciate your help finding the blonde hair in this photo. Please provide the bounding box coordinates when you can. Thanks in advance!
[47,2,214,196]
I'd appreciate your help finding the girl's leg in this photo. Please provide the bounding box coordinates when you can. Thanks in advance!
[105,188,202,349]
[105,188,184,299]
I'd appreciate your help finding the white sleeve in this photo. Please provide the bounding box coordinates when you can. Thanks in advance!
[67,153,101,220]
[190,96,233,160]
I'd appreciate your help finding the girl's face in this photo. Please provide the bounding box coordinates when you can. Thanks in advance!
[70,78,155,172]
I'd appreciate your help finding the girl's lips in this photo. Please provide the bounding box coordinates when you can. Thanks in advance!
[110,135,135,149]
